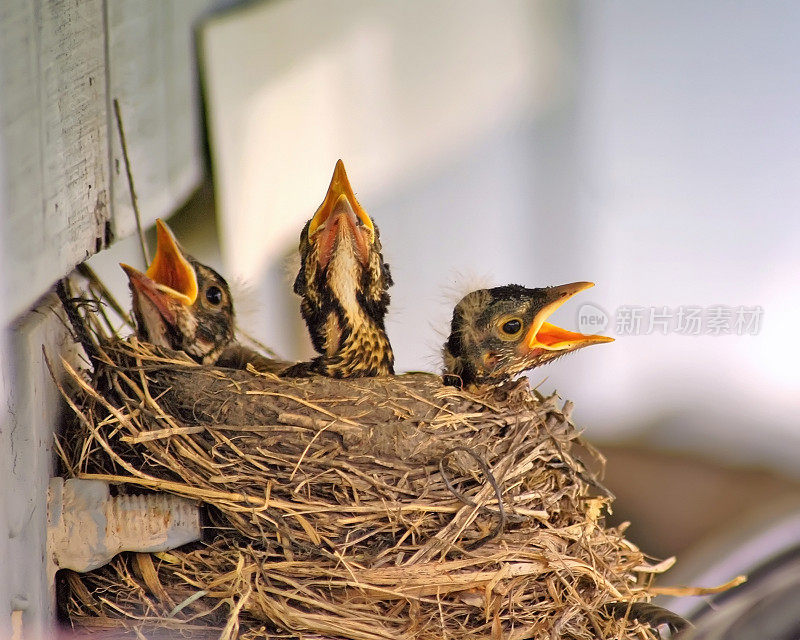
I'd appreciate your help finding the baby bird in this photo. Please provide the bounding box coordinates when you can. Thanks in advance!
[284,160,394,378]
[442,282,613,388]
[120,219,235,365]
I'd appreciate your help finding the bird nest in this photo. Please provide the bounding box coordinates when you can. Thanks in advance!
[54,302,674,639]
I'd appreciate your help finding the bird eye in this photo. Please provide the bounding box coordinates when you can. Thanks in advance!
[205,285,223,306]
[501,318,522,335]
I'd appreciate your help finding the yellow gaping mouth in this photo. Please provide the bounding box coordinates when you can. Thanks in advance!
[140,219,198,306]
[307,160,375,267]
[523,282,614,351]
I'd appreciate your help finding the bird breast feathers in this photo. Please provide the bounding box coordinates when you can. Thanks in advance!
[328,242,365,327]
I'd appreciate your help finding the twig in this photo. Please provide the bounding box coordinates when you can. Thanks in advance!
[438,446,506,550]
[55,279,101,364]
[77,262,134,328]
[113,98,149,265]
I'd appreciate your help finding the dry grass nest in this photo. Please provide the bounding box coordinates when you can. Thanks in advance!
[54,291,676,640]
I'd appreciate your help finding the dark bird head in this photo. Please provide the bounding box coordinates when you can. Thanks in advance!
[291,160,394,377]
[443,282,613,388]
[120,219,235,365]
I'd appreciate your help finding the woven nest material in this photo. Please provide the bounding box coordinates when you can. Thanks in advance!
[55,303,673,639]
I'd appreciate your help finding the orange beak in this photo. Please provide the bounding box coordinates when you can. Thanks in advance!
[120,263,180,325]
[521,282,614,352]
[138,219,198,305]
[120,220,199,321]
[307,160,375,267]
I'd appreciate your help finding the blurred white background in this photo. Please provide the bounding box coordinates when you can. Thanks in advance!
[188,0,800,476]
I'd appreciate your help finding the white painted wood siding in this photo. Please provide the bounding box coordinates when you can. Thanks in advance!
[0,1,216,635]
[0,0,212,324]
[0,0,110,325]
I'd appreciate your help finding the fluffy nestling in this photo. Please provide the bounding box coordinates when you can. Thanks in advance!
[121,220,235,365]
[284,160,394,378]
[442,282,613,388]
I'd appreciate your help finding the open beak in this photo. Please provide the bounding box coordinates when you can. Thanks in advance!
[120,263,181,326]
[120,220,199,323]
[144,219,198,305]
[307,160,375,267]
[521,282,614,352]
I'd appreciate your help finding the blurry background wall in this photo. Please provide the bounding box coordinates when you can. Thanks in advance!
[191,0,799,472]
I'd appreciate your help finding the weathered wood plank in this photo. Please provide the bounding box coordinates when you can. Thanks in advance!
[0,3,218,634]
[0,0,110,323]
[1,296,78,638]
[0,0,213,322]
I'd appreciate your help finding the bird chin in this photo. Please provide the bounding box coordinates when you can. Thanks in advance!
[133,294,180,351]
[133,281,181,327]
[516,347,572,373]
[514,340,547,358]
